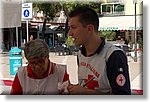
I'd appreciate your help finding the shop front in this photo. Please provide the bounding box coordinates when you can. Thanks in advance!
[98,15,143,43]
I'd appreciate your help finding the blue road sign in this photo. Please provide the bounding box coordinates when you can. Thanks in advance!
[22,3,32,19]
[24,9,30,17]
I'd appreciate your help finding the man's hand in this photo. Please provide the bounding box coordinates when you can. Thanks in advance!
[67,84,99,95]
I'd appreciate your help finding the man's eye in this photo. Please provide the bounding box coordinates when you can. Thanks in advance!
[72,26,76,29]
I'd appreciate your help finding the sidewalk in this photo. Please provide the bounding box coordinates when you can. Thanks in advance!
[127,55,143,94]
[127,55,142,88]
[131,72,143,90]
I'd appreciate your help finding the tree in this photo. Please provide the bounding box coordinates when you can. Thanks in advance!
[65,36,75,46]
[33,2,62,39]
[62,1,101,14]
[100,31,116,41]
[137,37,143,51]
[33,1,102,44]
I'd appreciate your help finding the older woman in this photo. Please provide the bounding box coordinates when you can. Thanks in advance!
[11,39,69,95]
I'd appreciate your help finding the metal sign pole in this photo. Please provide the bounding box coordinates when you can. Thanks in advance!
[16,27,18,47]
[53,32,55,46]
[26,20,29,42]
[134,2,137,62]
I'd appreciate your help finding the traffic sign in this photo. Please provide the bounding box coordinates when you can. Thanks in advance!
[22,3,32,20]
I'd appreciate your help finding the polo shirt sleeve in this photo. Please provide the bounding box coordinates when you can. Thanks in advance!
[106,50,131,95]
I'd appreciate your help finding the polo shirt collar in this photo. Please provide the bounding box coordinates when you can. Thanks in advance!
[80,37,105,57]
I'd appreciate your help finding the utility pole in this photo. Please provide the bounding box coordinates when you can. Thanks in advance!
[134,2,137,62]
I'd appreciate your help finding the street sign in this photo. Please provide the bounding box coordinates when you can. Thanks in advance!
[22,3,32,20]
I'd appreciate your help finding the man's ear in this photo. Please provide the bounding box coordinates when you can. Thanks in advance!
[87,24,94,32]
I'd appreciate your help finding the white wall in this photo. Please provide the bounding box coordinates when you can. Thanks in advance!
[0,0,22,28]
[125,0,143,15]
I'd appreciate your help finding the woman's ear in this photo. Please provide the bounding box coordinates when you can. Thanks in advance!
[46,55,49,59]
[45,56,49,64]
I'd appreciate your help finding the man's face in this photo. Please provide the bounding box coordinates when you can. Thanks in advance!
[28,57,48,78]
[68,16,90,46]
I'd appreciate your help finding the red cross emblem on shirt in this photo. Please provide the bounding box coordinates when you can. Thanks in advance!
[116,74,126,86]
[84,75,99,89]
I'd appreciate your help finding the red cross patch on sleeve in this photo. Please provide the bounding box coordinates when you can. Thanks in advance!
[116,74,126,86]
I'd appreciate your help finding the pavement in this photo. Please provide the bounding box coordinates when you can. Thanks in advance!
[0,51,143,95]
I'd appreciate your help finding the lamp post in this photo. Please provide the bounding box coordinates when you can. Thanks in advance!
[134,2,137,62]
[133,0,143,62]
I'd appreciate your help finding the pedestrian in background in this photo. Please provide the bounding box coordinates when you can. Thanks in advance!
[11,39,69,95]
[124,39,129,45]
[29,35,34,41]
[67,6,131,95]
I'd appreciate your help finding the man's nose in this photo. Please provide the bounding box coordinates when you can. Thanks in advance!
[68,29,73,36]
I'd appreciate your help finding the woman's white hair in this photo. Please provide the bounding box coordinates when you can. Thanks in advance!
[24,39,49,59]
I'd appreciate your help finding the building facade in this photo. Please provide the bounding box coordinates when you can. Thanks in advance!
[99,0,143,47]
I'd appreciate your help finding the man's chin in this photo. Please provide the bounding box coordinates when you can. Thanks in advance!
[74,41,79,46]
[75,43,80,46]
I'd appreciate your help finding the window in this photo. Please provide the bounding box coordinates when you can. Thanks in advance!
[114,4,124,12]
[101,3,124,15]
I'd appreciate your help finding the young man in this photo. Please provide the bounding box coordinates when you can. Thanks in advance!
[11,39,69,95]
[67,6,131,95]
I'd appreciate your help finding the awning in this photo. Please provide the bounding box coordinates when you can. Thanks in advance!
[99,15,143,31]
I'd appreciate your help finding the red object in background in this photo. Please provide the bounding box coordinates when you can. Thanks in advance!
[120,30,126,32]
[3,80,13,86]
[132,89,143,95]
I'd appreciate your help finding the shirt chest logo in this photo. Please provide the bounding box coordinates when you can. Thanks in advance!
[83,75,99,89]
[79,62,100,78]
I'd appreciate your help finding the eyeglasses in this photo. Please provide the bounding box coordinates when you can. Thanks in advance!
[28,57,46,66]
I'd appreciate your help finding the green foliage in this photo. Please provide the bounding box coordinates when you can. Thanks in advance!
[65,36,75,46]
[32,1,101,41]
[33,2,62,39]
[99,31,116,41]
[62,1,100,13]
[33,2,62,21]
[33,1,101,21]
[137,37,143,51]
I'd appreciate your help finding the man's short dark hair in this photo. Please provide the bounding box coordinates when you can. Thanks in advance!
[69,6,99,31]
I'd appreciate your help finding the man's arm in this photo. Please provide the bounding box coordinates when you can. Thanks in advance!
[106,50,131,95]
